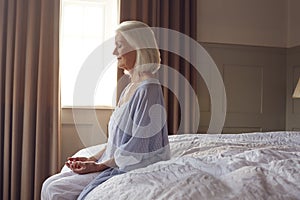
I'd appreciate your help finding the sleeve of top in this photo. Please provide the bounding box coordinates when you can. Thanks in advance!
[114,84,170,171]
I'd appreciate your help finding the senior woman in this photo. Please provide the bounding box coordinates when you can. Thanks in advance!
[41,21,170,200]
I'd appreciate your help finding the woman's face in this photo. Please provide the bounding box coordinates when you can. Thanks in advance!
[113,32,136,72]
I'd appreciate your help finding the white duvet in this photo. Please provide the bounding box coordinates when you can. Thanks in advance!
[68,131,300,200]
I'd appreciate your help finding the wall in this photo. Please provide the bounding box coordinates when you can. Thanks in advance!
[286,46,300,130]
[287,0,300,47]
[285,0,300,130]
[60,107,113,167]
[196,0,288,133]
[197,0,287,47]
[198,43,286,133]
[196,0,300,132]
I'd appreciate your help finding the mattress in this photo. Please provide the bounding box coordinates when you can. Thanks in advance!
[65,131,300,199]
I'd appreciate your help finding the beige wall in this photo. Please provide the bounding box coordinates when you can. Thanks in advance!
[60,107,113,167]
[198,43,287,133]
[286,46,300,130]
[197,0,300,48]
[286,0,300,128]
[196,0,300,131]
[286,0,300,129]
[287,0,300,47]
[197,0,287,47]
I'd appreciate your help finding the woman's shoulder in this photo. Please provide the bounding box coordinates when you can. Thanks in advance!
[135,78,162,95]
[138,78,161,89]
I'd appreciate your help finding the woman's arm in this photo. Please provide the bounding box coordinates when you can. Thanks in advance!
[100,157,116,169]
[88,146,107,161]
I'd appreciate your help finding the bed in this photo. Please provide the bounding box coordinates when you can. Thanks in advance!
[61,131,300,200]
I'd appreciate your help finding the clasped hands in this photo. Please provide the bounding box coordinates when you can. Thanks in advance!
[65,157,105,174]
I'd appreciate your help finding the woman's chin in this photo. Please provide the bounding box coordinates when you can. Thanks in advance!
[117,66,134,77]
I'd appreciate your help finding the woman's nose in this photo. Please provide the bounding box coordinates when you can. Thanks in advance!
[113,48,118,56]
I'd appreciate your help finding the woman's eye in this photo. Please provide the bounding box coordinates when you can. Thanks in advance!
[116,43,122,48]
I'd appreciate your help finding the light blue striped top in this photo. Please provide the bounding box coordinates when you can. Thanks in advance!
[99,78,170,171]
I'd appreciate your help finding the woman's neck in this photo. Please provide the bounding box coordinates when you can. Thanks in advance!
[129,70,154,83]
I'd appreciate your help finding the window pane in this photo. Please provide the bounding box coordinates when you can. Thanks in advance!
[60,0,118,107]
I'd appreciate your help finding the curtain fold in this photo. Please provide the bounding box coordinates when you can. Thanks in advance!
[120,0,197,134]
[0,0,60,199]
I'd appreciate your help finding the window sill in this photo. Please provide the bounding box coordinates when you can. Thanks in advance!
[61,106,115,110]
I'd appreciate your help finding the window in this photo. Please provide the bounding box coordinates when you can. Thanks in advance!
[60,0,119,107]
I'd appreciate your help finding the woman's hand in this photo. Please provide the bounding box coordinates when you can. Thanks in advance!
[65,156,98,169]
[67,160,106,174]
[65,157,87,170]
[65,157,84,169]
[67,156,89,163]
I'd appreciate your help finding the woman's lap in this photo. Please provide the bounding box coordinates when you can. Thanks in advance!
[78,168,125,200]
[41,168,125,200]
[41,170,100,200]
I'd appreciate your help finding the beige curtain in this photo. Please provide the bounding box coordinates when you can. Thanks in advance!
[120,0,197,134]
[0,0,60,199]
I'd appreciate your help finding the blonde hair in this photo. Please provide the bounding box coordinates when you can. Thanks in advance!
[116,21,161,75]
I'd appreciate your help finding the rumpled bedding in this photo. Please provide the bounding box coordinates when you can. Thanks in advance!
[66,132,300,200]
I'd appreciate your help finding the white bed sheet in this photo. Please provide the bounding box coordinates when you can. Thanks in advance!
[66,131,300,200]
